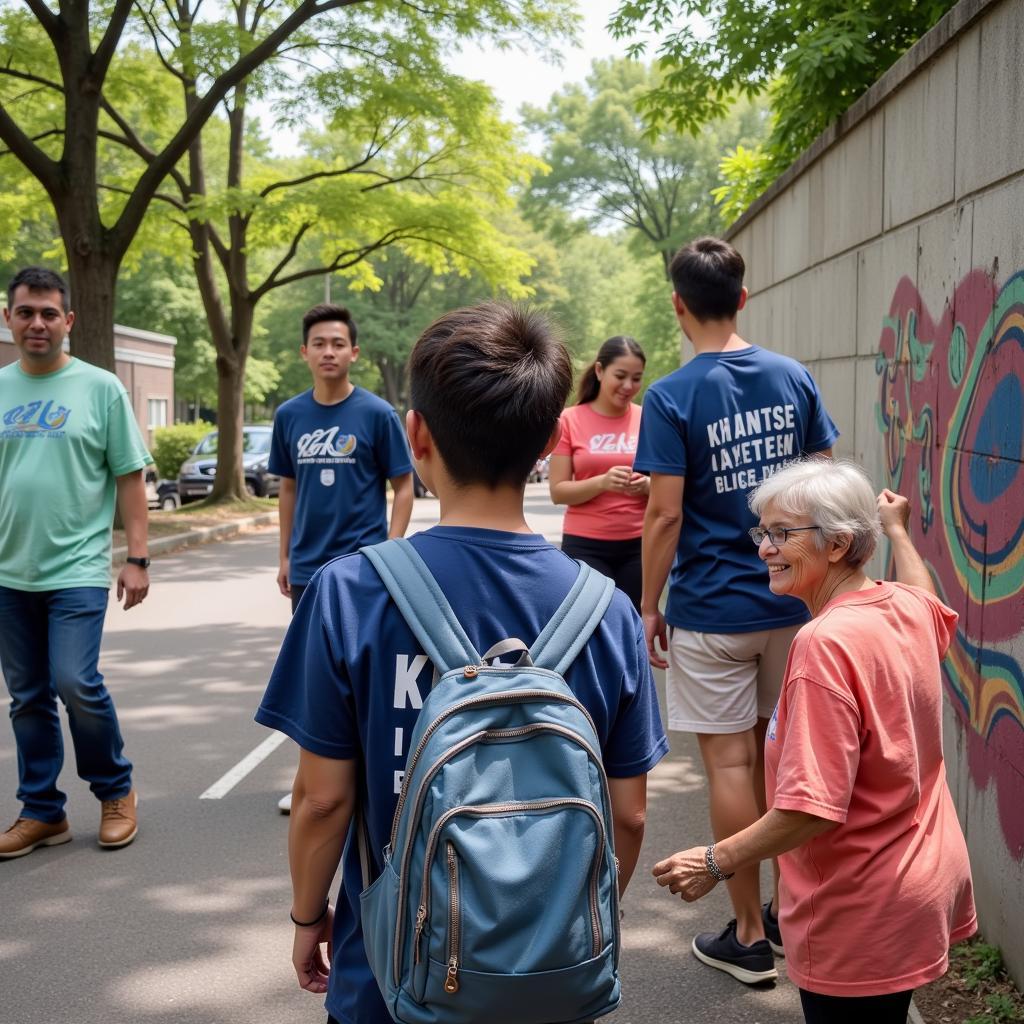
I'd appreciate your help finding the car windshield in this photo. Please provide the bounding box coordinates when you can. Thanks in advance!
[195,430,272,456]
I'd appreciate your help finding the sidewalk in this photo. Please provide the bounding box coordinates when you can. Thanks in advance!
[113,500,279,561]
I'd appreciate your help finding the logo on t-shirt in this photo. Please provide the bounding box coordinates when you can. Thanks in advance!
[705,404,797,494]
[320,468,335,487]
[296,427,358,465]
[588,432,637,454]
[2,399,71,438]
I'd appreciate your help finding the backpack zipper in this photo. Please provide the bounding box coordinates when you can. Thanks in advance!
[444,842,460,994]
[398,723,610,986]
[409,799,606,985]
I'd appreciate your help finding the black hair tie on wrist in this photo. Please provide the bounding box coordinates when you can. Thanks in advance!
[290,902,329,928]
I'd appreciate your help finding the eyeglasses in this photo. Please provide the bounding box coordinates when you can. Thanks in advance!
[748,525,822,547]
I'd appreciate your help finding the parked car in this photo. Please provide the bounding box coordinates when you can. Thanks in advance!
[177,425,280,503]
[144,467,181,511]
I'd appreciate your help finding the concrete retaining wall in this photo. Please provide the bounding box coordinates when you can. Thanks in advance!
[725,0,1024,982]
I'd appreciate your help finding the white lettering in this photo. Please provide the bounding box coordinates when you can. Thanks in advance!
[394,770,405,795]
[393,654,429,710]
[394,727,404,758]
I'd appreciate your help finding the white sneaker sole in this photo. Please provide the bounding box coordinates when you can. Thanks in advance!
[691,937,779,984]
[769,938,785,957]
[0,830,73,860]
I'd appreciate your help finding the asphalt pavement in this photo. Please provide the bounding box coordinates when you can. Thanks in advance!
[0,485,803,1024]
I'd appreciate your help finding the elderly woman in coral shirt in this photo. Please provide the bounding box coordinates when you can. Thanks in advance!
[653,458,976,1024]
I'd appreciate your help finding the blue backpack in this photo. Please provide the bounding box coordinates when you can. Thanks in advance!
[358,538,622,1024]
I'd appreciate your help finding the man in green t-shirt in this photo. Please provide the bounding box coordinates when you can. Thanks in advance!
[0,267,153,859]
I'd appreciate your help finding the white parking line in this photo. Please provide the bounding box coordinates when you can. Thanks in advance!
[199,731,288,799]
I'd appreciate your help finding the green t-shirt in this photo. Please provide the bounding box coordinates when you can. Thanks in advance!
[0,357,153,591]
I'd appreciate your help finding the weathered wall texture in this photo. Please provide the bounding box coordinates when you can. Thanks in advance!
[726,0,1024,982]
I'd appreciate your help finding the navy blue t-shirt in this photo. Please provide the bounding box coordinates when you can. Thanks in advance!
[634,345,839,633]
[256,526,668,1024]
[269,387,412,584]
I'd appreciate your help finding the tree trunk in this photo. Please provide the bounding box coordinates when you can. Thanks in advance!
[379,358,407,411]
[62,244,119,373]
[211,347,249,501]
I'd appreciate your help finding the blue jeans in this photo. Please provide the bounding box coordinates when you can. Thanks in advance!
[0,585,132,822]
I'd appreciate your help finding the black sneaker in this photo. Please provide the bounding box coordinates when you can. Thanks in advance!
[691,919,778,985]
[762,900,785,956]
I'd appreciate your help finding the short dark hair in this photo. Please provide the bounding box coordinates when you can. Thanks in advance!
[669,237,745,321]
[409,302,572,489]
[7,267,70,313]
[302,303,357,345]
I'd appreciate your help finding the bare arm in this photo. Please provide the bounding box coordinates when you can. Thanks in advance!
[608,774,647,896]
[878,489,936,595]
[115,469,149,610]
[388,473,414,539]
[652,808,837,902]
[640,473,684,669]
[277,476,296,597]
[288,750,357,994]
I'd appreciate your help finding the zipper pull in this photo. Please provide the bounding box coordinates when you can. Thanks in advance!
[413,905,427,965]
[444,956,460,994]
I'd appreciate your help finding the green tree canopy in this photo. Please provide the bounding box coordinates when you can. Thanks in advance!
[610,0,957,215]
[523,57,766,272]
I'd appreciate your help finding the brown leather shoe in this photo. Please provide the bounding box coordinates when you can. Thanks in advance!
[99,790,138,849]
[0,817,72,860]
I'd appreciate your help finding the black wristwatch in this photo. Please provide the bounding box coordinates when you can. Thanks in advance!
[126,556,151,569]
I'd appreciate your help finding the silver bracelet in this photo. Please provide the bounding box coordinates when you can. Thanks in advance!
[704,843,734,881]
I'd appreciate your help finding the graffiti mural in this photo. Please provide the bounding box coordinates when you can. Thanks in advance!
[876,269,1024,858]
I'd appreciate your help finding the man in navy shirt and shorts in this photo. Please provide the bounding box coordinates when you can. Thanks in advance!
[635,238,838,984]
[269,303,414,811]
[256,302,668,1024]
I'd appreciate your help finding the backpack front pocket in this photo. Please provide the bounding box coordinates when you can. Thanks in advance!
[414,799,607,999]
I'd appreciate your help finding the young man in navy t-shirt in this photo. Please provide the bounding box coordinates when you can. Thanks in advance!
[269,303,414,814]
[256,302,668,1024]
[634,238,838,984]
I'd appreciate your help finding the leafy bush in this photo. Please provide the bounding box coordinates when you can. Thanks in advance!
[152,421,213,481]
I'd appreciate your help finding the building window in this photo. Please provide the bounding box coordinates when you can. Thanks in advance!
[148,398,168,430]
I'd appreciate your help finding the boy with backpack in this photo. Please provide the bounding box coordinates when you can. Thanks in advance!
[256,302,668,1024]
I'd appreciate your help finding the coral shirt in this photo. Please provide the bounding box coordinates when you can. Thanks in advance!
[553,402,645,541]
[765,582,976,996]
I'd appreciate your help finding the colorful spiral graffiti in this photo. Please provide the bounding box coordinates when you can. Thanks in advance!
[876,269,1024,859]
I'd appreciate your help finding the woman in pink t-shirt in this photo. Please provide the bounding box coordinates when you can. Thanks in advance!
[649,459,975,1024]
[549,336,648,610]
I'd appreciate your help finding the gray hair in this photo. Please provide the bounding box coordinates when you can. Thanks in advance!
[748,458,881,568]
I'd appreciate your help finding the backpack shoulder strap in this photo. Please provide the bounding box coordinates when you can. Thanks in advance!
[530,560,616,676]
[361,538,481,675]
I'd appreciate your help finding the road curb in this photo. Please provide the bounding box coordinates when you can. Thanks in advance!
[113,511,279,562]
[908,999,925,1024]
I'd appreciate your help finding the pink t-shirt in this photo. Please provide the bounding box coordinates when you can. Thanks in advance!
[553,402,645,541]
[765,581,976,997]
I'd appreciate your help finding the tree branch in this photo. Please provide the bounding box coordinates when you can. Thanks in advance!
[250,221,313,299]
[93,0,136,81]
[0,127,64,157]
[0,104,60,191]
[22,0,62,42]
[110,0,367,259]
[0,64,65,93]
